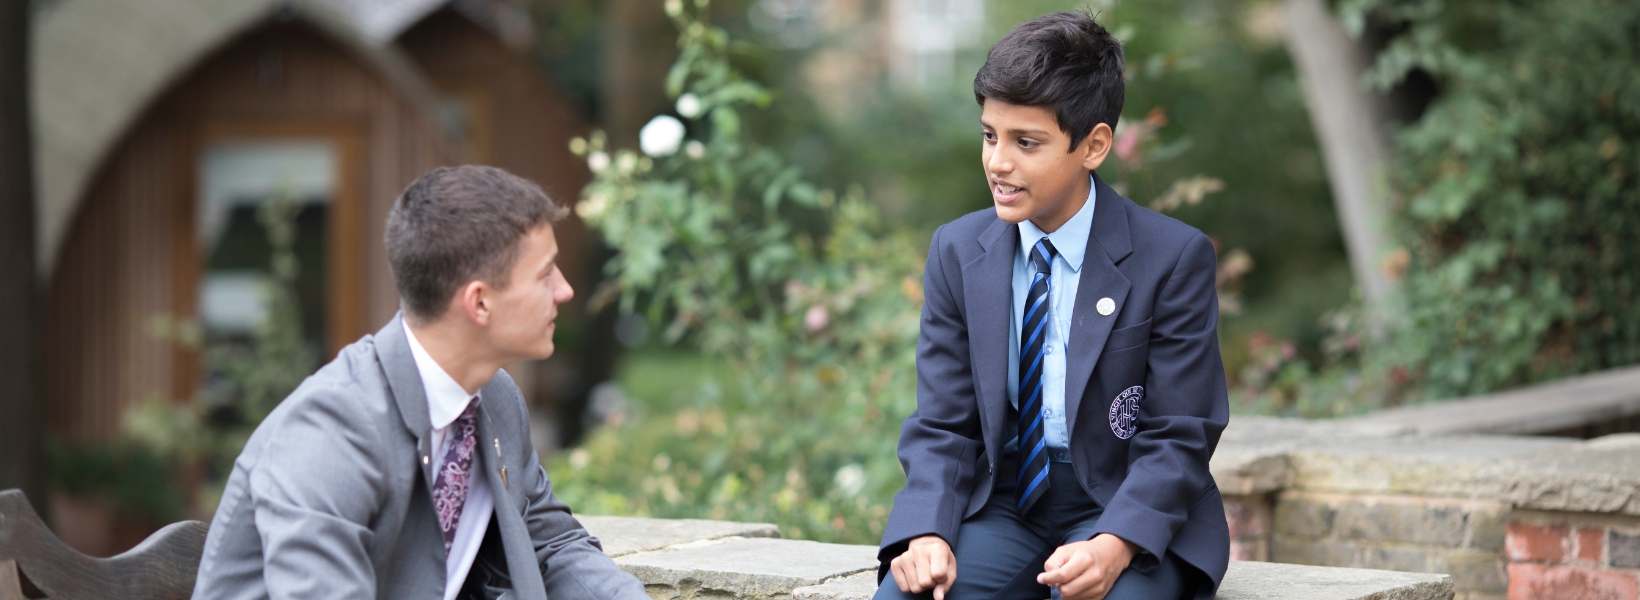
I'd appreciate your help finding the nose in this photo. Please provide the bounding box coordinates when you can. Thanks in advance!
[986,143,1012,177]
[555,269,575,304]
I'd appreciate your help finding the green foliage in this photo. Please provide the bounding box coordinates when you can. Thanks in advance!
[1282,0,1640,408]
[551,0,924,543]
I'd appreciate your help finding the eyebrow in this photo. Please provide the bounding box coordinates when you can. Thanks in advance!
[979,121,1052,137]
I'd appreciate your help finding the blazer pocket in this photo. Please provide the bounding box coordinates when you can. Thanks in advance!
[1104,318,1153,353]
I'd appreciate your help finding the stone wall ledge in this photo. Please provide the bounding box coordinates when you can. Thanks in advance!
[581,516,1454,600]
[1212,417,1640,517]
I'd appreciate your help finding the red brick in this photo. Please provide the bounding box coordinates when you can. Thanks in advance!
[1225,499,1271,540]
[1508,522,1570,562]
[1507,563,1638,600]
[1578,527,1607,564]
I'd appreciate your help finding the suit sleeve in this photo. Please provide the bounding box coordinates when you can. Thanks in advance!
[879,224,984,567]
[514,398,649,600]
[1090,232,1229,564]
[250,384,386,599]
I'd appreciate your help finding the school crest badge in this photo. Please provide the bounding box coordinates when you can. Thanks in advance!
[1109,385,1143,439]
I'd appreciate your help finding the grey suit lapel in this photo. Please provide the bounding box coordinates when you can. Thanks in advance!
[474,380,550,600]
[373,314,439,489]
[961,218,1017,455]
[1064,174,1134,435]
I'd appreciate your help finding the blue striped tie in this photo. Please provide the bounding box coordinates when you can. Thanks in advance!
[1016,238,1057,513]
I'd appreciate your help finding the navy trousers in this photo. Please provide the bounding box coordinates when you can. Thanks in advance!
[874,464,1199,600]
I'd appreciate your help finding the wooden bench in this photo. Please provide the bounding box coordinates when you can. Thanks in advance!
[0,489,207,600]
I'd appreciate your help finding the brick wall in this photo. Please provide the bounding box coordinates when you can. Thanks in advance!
[1505,511,1640,600]
[1269,491,1509,599]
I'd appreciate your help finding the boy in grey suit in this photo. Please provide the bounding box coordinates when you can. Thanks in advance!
[194,166,648,600]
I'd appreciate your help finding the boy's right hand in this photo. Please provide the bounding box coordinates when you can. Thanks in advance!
[891,535,957,599]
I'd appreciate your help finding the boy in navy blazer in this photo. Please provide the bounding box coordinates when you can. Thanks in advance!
[875,11,1230,600]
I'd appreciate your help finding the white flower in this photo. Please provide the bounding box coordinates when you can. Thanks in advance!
[676,93,703,118]
[588,151,611,172]
[834,463,866,497]
[639,115,686,157]
[686,140,706,159]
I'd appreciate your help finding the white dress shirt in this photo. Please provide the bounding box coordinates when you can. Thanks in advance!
[403,321,495,600]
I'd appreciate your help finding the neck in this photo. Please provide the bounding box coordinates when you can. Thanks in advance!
[1028,175,1092,234]
[406,316,503,395]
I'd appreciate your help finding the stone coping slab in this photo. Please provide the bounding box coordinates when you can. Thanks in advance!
[615,537,877,599]
[788,562,1454,600]
[1346,365,1640,436]
[1212,417,1408,496]
[580,515,780,557]
[1215,561,1453,600]
[1212,417,1640,516]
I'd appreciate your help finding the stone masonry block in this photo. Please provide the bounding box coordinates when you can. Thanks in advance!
[1611,530,1640,570]
[582,516,780,558]
[792,573,877,600]
[1427,549,1506,594]
[1335,500,1469,548]
[1272,536,1363,568]
[616,537,877,600]
[1464,504,1509,554]
[1577,527,1606,564]
[1360,546,1431,574]
[1274,496,1337,541]
[1215,561,1454,600]
[1506,563,1639,600]
[1505,522,1568,563]
[1226,495,1273,539]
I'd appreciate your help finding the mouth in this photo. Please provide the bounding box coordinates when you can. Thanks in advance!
[992,180,1025,204]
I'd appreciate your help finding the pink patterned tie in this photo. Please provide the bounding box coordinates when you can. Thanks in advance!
[431,399,479,554]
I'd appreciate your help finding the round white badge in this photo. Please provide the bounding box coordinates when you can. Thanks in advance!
[1096,297,1116,316]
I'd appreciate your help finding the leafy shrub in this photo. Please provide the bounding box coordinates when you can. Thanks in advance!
[1276,0,1640,409]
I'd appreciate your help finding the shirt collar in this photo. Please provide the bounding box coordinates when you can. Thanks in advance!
[1017,175,1097,273]
[402,320,477,431]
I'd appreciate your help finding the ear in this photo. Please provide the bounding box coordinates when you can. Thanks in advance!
[455,280,493,326]
[1080,122,1114,171]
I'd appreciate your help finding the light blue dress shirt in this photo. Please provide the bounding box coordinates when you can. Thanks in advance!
[1007,177,1096,463]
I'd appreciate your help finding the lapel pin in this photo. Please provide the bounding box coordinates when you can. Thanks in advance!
[1097,297,1115,316]
[501,466,509,490]
[494,439,501,457]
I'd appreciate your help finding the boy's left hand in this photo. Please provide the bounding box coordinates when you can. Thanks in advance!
[1036,533,1138,600]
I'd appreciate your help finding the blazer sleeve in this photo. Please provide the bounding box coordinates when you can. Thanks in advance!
[879,224,984,565]
[513,399,649,600]
[1090,232,1229,563]
[249,384,387,599]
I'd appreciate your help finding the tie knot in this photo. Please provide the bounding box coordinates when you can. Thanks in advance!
[1031,238,1058,272]
[457,396,480,423]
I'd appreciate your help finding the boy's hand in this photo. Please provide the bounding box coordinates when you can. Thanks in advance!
[891,535,957,599]
[1036,534,1137,600]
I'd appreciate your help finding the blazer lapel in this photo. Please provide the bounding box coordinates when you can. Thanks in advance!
[961,217,1017,455]
[1064,174,1134,434]
[374,314,438,491]
[474,381,550,600]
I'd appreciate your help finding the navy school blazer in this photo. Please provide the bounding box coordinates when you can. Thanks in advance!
[879,173,1230,599]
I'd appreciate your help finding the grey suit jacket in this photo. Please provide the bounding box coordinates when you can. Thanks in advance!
[193,315,647,600]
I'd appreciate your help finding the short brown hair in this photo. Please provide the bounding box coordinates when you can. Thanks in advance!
[385,165,568,321]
